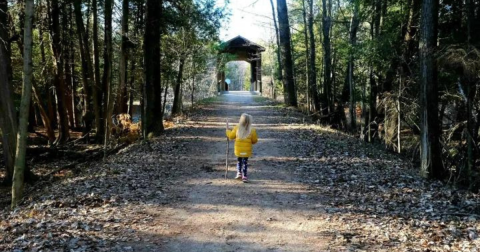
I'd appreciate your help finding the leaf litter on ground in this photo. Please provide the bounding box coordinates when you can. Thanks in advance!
[0,100,479,251]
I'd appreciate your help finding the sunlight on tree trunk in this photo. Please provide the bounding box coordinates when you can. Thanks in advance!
[419,0,443,179]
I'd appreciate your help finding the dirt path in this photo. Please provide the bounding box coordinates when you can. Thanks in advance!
[3,91,479,252]
[151,92,331,251]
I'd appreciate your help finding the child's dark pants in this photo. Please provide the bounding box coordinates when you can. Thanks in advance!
[237,157,248,177]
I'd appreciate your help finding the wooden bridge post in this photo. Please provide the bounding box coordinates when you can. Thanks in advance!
[250,61,257,91]
[221,71,226,92]
[257,56,262,93]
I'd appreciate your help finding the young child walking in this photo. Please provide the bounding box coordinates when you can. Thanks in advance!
[226,113,258,182]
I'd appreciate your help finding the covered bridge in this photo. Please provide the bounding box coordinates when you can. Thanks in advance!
[217,36,265,93]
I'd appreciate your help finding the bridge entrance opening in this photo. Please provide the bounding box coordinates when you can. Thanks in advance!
[217,36,265,93]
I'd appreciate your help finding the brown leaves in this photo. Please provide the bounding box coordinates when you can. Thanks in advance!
[290,124,480,251]
[1,94,480,251]
[0,133,194,251]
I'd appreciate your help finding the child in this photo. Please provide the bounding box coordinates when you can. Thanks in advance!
[226,113,258,182]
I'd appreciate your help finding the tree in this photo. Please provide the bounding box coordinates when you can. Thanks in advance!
[171,56,186,116]
[346,0,360,131]
[50,0,70,144]
[367,0,384,141]
[63,2,76,129]
[307,0,320,112]
[73,0,96,138]
[419,0,443,178]
[93,0,102,139]
[321,0,333,115]
[462,0,478,184]
[116,0,130,114]
[12,0,34,208]
[301,0,310,109]
[169,1,225,116]
[0,0,17,183]
[103,0,114,144]
[143,0,164,137]
[277,0,298,107]
[269,0,283,83]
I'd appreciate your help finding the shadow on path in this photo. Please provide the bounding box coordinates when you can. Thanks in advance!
[155,91,331,252]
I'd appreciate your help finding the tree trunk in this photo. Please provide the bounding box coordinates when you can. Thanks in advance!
[419,0,443,179]
[39,17,58,130]
[374,0,382,37]
[332,48,336,102]
[12,0,34,208]
[397,67,404,153]
[27,102,36,133]
[269,0,283,82]
[172,57,186,116]
[162,80,169,117]
[403,0,421,70]
[32,81,55,144]
[383,0,420,92]
[68,3,81,129]
[73,0,96,136]
[63,2,75,129]
[0,0,17,183]
[368,65,377,142]
[103,0,114,145]
[116,0,129,115]
[307,0,320,112]
[301,0,310,110]
[50,0,70,144]
[322,0,333,115]
[276,0,297,107]
[128,0,143,117]
[143,0,164,137]
[347,0,360,131]
[191,57,196,106]
[368,0,383,135]
[32,7,54,141]
[128,55,136,117]
[464,0,477,185]
[93,0,103,139]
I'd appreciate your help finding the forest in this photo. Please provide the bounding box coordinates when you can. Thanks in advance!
[1,0,480,250]
[0,0,480,205]
[0,0,226,208]
[264,0,480,189]
[1,0,480,208]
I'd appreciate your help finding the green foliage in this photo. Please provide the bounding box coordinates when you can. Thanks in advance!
[266,0,480,185]
[225,62,250,91]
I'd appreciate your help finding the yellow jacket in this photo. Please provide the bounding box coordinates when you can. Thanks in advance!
[226,126,258,157]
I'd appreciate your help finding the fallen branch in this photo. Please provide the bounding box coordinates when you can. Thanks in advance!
[72,131,92,143]
[441,212,480,218]
[43,162,78,177]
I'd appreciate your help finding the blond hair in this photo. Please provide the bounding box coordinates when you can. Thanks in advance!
[237,113,252,139]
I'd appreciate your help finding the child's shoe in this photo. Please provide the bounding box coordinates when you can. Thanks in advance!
[235,172,242,180]
[242,176,248,183]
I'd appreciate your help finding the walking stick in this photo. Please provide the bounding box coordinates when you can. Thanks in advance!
[225,119,230,179]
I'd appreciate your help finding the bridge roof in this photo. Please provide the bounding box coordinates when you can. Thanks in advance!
[219,36,266,53]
